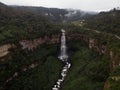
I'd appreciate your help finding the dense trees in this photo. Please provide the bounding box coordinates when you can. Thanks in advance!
[0,10,61,44]
[0,44,62,90]
[86,9,120,36]
[62,41,109,90]
[0,2,120,90]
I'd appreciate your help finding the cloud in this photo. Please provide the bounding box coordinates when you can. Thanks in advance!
[1,0,120,11]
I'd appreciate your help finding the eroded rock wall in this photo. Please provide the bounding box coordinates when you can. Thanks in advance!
[0,44,15,58]
[19,34,60,50]
[0,33,119,71]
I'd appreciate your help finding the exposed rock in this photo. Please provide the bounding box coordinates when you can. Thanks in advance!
[0,33,119,72]
[0,33,119,90]
[111,76,120,81]
[13,72,18,78]
[104,80,110,90]
[101,45,107,54]
[0,44,15,58]
[19,35,60,50]
[89,38,95,49]
[104,76,120,90]
[109,51,120,71]
[29,63,38,68]
[19,33,120,71]
[5,62,39,85]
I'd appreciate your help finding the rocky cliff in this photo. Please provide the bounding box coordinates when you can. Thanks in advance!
[0,44,15,59]
[19,34,60,50]
[0,33,119,71]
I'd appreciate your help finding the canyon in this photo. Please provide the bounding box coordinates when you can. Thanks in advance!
[0,32,119,90]
[0,33,119,71]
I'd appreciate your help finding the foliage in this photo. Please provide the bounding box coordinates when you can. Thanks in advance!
[0,2,120,90]
[106,66,120,90]
[0,44,62,90]
[86,9,120,36]
[62,41,109,90]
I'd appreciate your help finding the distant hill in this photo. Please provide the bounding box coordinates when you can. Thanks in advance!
[0,2,14,17]
[0,2,7,8]
[86,8,120,35]
[10,6,97,22]
[0,2,97,22]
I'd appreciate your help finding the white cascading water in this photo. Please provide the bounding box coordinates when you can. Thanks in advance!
[58,29,68,61]
[52,29,71,90]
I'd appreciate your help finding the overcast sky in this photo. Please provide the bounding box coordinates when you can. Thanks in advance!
[1,0,120,12]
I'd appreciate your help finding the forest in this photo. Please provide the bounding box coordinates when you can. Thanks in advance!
[0,2,120,90]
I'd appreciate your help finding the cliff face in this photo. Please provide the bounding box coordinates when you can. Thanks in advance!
[19,34,60,50]
[0,44,15,58]
[67,33,119,71]
[0,33,119,71]
[87,37,119,71]
[109,51,120,71]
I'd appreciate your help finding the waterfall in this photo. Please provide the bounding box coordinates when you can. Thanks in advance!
[58,29,68,61]
[52,29,71,90]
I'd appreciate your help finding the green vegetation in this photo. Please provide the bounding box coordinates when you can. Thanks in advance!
[0,2,62,44]
[106,67,120,90]
[0,2,120,90]
[0,44,62,90]
[0,12,61,44]
[86,9,120,36]
[6,56,62,90]
[62,41,109,90]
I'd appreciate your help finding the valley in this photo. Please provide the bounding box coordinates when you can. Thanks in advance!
[0,2,120,90]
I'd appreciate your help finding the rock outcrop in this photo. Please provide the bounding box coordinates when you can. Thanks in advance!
[0,44,15,58]
[19,35,60,50]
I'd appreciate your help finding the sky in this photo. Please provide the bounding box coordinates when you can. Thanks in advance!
[1,0,120,12]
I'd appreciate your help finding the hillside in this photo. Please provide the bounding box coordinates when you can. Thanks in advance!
[0,2,96,44]
[0,2,62,45]
[10,6,96,22]
[0,2,120,90]
[86,8,120,36]
[0,2,15,18]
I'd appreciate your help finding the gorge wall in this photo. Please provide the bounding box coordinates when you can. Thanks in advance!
[0,44,15,58]
[0,33,120,71]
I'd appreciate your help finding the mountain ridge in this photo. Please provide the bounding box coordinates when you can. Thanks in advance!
[0,2,97,22]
